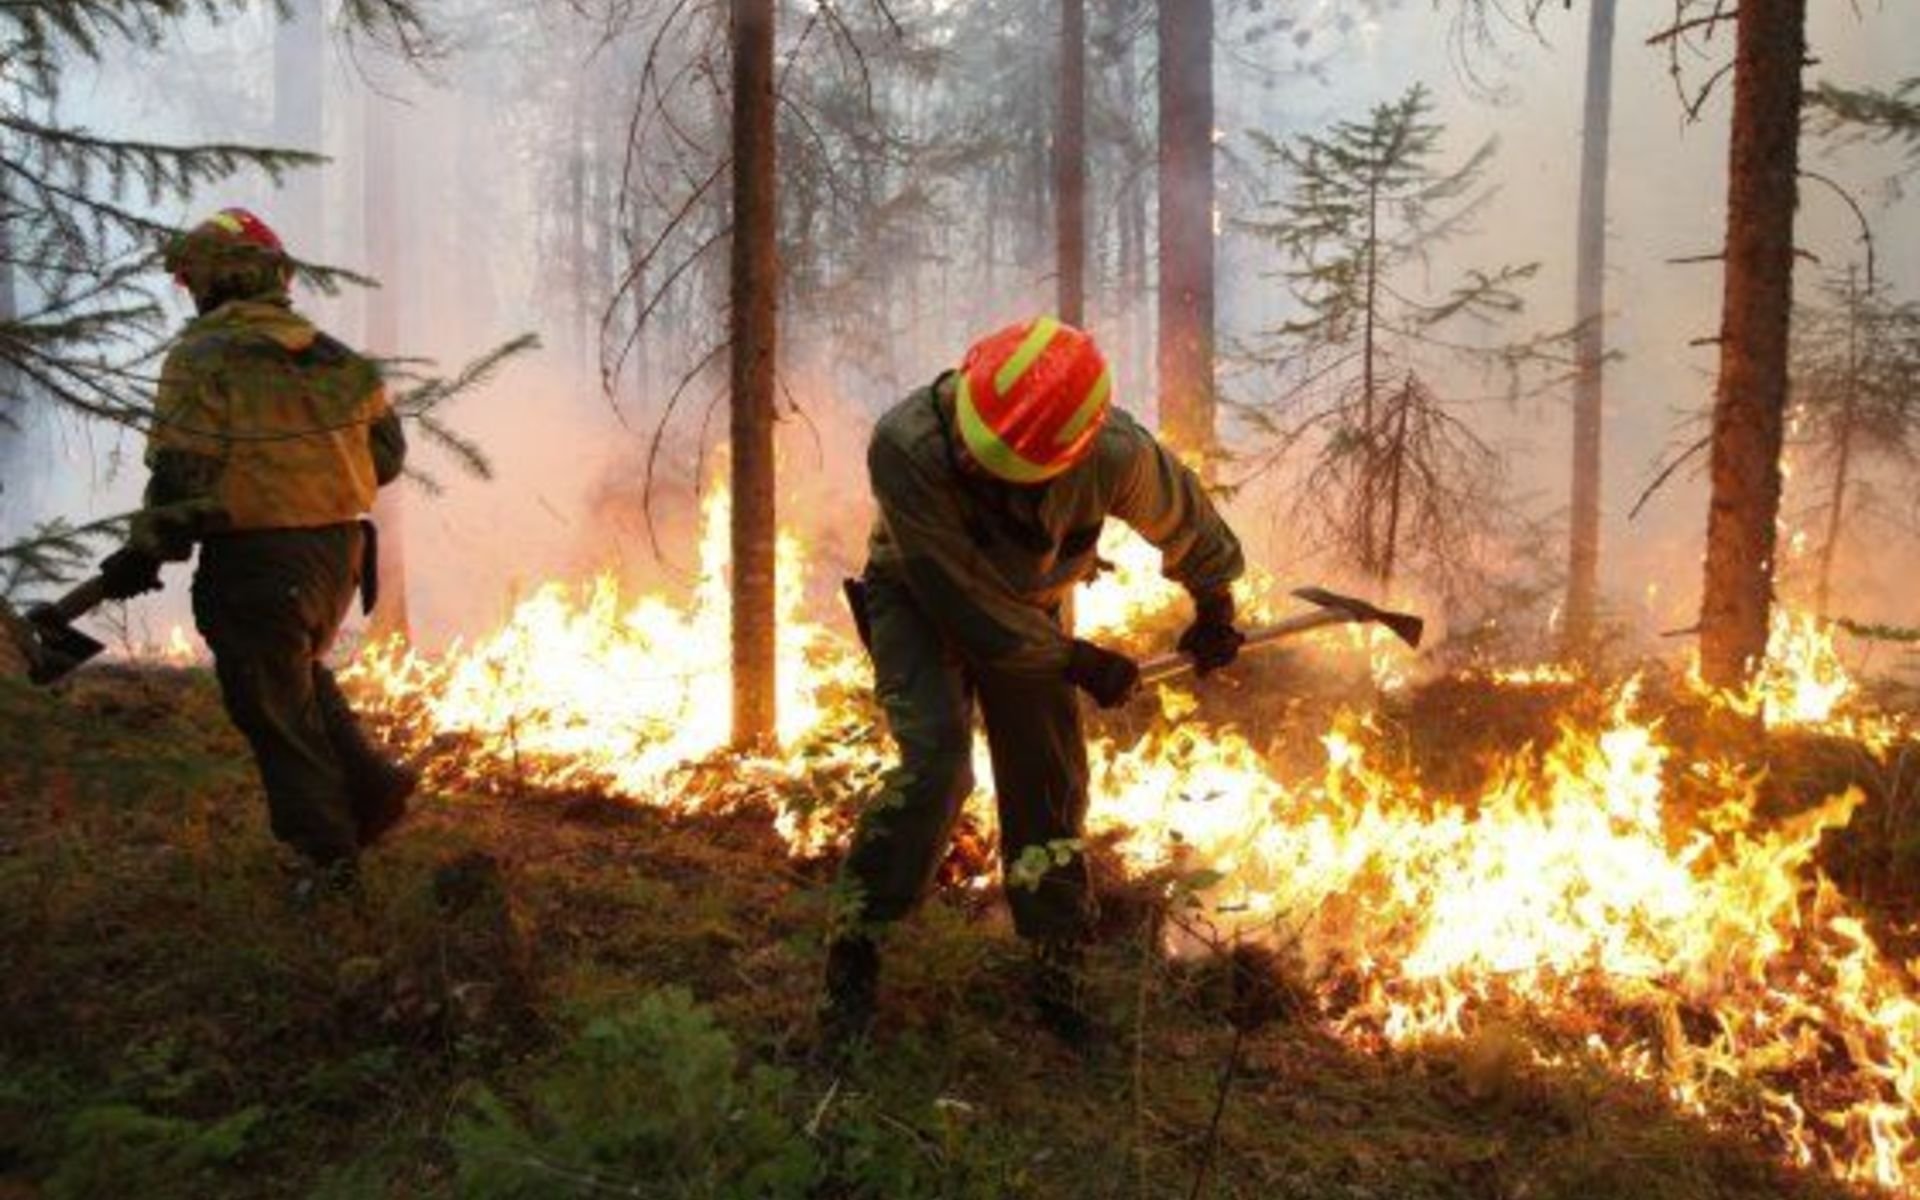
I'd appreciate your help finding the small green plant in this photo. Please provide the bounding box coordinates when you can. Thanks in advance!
[449,987,817,1199]
[45,1102,264,1200]
[1007,839,1084,892]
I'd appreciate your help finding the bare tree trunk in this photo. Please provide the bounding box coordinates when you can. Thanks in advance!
[1697,0,1806,689]
[1358,174,1381,575]
[1564,0,1616,654]
[1056,0,1087,325]
[1814,266,1859,619]
[730,0,779,748]
[273,0,325,252]
[1157,0,1215,459]
[0,172,31,538]
[363,88,409,643]
[1378,375,1413,592]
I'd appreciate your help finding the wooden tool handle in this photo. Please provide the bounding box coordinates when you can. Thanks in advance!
[43,575,111,624]
[1136,609,1349,686]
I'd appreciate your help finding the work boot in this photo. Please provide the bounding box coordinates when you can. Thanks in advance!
[288,856,362,911]
[315,667,416,848]
[1030,939,1099,1054]
[818,936,879,1065]
[352,759,419,849]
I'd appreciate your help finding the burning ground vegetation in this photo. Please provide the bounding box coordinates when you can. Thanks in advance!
[330,488,1920,1197]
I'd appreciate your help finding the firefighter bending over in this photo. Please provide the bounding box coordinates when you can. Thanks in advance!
[97,207,416,903]
[824,317,1246,1054]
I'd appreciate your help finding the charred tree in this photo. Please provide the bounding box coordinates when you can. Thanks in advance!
[729,0,779,748]
[1157,0,1214,458]
[1697,0,1807,689]
[1564,0,1615,655]
[1056,0,1087,325]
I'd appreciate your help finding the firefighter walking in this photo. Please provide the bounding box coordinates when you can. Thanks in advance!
[824,316,1247,1053]
[96,207,416,902]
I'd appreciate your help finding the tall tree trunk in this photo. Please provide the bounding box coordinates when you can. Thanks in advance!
[1157,0,1215,459]
[273,0,325,252]
[1378,374,1414,592]
[1056,0,1087,325]
[1814,266,1859,619]
[729,0,778,748]
[0,172,31,538]
[1358,174,1381,575]
[1564,0,1616,655]
[1697,0,1806,689]
[363,88,409,643]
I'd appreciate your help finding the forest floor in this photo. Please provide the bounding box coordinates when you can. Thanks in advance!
[0,662,1915,1199]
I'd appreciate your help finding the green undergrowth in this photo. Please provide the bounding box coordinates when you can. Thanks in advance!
[0,667,1897,1199]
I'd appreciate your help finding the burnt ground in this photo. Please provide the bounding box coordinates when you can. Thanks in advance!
[0,663,1912,1199]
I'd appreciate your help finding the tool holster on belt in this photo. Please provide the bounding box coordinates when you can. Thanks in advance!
[358,520,380,616]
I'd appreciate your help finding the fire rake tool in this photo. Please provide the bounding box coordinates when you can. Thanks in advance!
[1137,586,1424,686]
[1,574,111,686]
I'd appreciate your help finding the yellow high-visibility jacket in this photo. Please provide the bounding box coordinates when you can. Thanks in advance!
[135,298,403,558]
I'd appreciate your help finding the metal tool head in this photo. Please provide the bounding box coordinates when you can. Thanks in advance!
[22,604,106,686]
[1289,586,1425,649]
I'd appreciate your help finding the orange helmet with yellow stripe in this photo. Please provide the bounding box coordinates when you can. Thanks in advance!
[955,316,1113,483]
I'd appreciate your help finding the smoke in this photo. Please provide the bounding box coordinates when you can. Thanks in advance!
[15,0,1918,658]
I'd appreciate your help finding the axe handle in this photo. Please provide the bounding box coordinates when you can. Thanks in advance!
[1137,609,1349,686]
[41,575,112,625]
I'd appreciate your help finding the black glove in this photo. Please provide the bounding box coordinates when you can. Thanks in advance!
[97,547,164,600]
[1178,589,1244,676]
[1065,639,1140,709]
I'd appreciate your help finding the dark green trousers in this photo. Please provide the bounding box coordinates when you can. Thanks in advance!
[192,524,382,866]
[839,573,1094,942]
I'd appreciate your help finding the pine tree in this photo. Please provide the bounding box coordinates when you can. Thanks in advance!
[730,0,778,749]
[1564,0,1616,656]
[1157,0,1214,459]
[1243,84,1548,598]
[1695,0,1807,689]
[1809,76,1920,159]
[0,0,514,589]
[1786,269,1920,618]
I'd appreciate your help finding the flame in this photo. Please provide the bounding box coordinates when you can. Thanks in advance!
[341,490,1920,1189]
[1692,608,1907,751]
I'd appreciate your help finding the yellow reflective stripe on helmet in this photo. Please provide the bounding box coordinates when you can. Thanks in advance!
[956,373,1058,484]
[1054,366,1111,447]
[993,315,1062,397]
[210,212,246,235]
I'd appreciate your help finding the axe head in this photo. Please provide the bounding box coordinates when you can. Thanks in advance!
[21,604,106,686]
[1289,586,1425,649]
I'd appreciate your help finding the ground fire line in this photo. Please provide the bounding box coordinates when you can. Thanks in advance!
[337,488,1919,1193]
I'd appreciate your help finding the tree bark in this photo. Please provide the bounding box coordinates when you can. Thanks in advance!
[1697,0,1806,689]
[729,0,779,748]
[363,88,409,643]
[1564,0,1616,654]
[1157,0,1215,458]
[1056,0,1087,325]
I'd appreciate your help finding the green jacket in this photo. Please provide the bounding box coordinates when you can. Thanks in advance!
[133,297,405,559]
[867,374,1244,679]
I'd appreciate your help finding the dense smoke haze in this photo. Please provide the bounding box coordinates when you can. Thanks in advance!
[6,0,1917,655]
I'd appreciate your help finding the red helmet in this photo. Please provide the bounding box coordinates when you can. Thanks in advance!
[955,316,1113,483]
[165,207,291,297]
